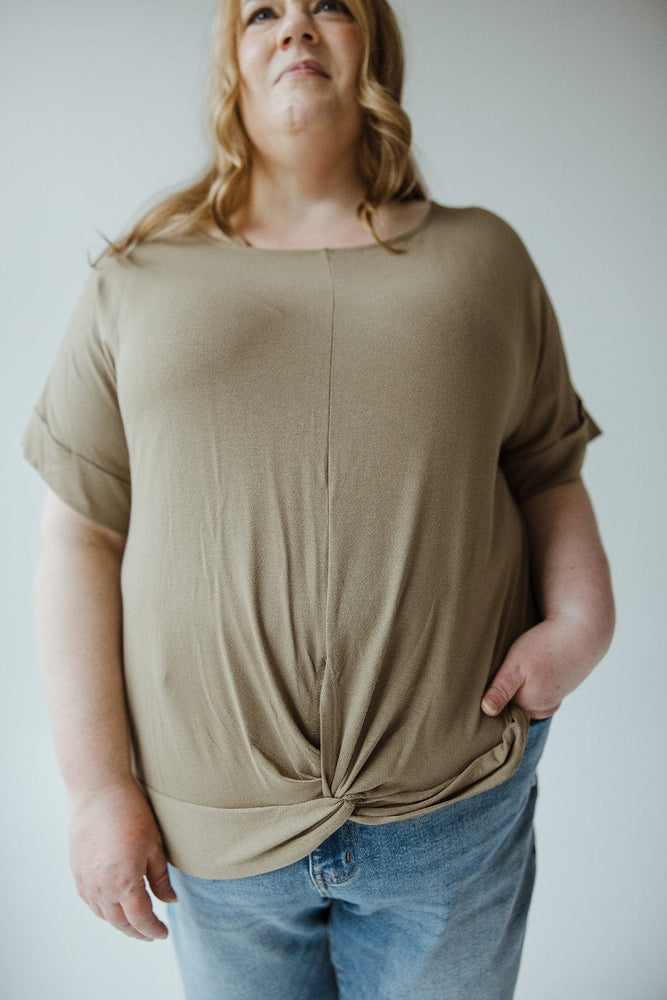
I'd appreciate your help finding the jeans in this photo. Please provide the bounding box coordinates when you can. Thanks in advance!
[168,717,551,1000]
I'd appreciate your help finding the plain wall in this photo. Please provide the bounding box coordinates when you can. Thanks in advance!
[2,2,665,998]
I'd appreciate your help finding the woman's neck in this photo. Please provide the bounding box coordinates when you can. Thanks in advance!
[231,141,372,249]
[219,141,431,251]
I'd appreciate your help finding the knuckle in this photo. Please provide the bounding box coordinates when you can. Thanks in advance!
[101,901,151,940]
[125,900,153,925]
[492,678,514,701]
[117,921,146,940]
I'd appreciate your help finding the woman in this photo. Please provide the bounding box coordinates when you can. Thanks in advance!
[24,1,614,998]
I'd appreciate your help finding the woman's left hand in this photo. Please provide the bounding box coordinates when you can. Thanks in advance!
[482,478,615,721]
[481,616,593,721]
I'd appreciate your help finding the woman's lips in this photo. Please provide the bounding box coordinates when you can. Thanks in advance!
[277,60,329,82]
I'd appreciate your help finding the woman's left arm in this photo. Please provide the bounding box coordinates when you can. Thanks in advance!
[482,477,615,720]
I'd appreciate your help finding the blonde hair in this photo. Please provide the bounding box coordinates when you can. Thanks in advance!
[100,0,426,259]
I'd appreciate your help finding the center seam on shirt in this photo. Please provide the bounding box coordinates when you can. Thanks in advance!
[324,248,336,666]
[318,249,337,802]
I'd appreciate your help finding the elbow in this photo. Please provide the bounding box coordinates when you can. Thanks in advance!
[592,549,616,661]
[603,589,616,659]
[558,548,616,667]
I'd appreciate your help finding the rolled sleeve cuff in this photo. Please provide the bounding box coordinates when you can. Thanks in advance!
[501,402,602,503]
[22,408,131,535]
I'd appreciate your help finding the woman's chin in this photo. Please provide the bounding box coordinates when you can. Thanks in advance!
[275,96,344,133]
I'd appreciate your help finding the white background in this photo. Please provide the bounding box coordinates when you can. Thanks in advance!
[2,1,665,997]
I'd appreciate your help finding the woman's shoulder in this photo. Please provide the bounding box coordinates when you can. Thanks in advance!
[431,202,524,241]
[88,234,211,287]
[428,202,535,267]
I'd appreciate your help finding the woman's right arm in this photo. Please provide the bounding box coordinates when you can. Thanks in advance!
[35,489,176,940]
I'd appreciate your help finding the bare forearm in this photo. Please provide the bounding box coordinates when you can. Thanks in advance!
[34,491,132,802]
[520,477,615,664]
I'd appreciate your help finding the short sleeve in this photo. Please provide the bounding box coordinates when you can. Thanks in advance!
[499,263,601,502]
[22,265,131,534]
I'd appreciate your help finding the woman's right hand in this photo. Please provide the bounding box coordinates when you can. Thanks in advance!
[68,780,177,941]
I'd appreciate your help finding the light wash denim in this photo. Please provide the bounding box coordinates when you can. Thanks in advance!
[168,717,551,1000]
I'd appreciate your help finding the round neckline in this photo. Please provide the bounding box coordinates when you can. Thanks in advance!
[193,201,437,255]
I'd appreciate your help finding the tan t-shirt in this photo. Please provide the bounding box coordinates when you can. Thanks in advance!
[23,203,601,878]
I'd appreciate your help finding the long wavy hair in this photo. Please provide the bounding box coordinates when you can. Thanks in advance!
[100,0,427,259]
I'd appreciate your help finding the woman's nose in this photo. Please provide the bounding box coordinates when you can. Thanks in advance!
[279,9,319,48]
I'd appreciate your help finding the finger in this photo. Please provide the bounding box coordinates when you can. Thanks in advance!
[146,852,178,903]
[481,661,524,716]
[101,901,153,941]
[121,884,169,940]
